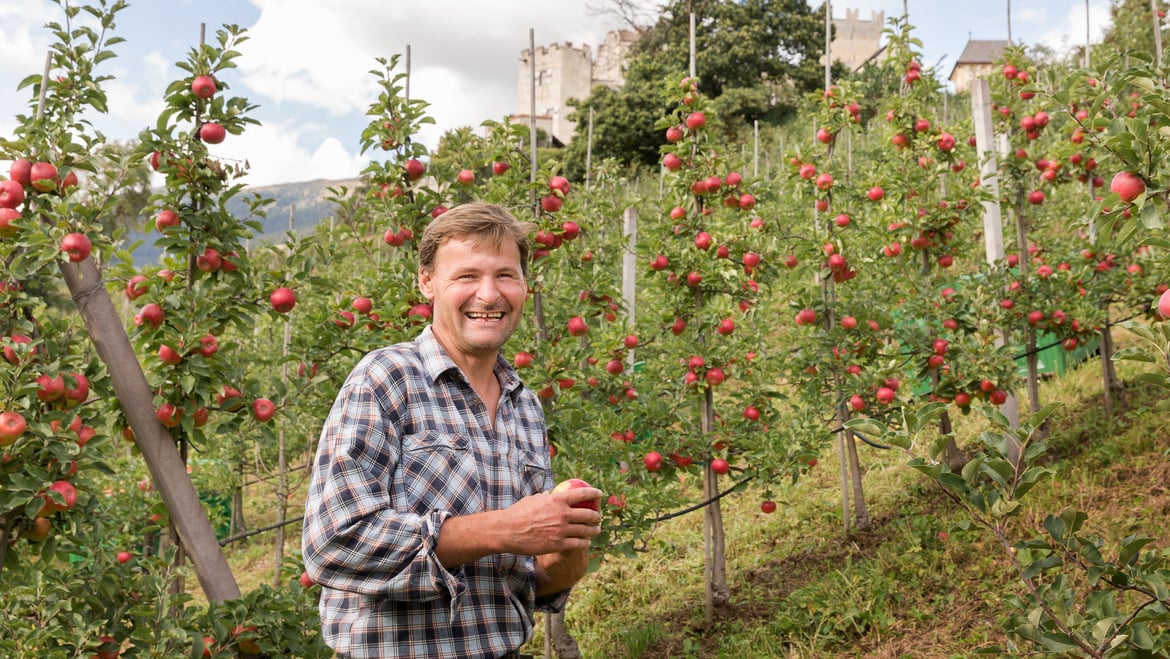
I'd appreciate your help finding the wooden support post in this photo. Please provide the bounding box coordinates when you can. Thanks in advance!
[59,258,241,602]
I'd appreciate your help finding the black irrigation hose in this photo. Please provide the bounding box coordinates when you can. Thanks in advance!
[219,515,303,547]
[652,475,754,523]
[221,478,758,545]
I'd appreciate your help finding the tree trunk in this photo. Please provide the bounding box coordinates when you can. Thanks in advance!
[702,387,729,623]
[0,511,17,576]
[549,610,581,658]
[230,477,247,538]
[931,370,967,470]
[845,428,870,531]
[1099,310,1126,411]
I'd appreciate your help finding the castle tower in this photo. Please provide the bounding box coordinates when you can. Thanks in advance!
[828,8,885,71]
[517,42,594,146]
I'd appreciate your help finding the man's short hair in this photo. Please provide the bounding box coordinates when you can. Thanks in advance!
[418,203,537,278]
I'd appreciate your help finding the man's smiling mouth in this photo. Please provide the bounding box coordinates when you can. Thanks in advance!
[466,311,506,321]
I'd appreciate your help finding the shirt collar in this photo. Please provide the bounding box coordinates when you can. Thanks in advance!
[415,325,523,397]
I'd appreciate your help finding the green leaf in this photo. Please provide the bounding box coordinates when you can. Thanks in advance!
[1022,554,1063,579]
[1112,347,1156,363]
[1118,535,1154,566]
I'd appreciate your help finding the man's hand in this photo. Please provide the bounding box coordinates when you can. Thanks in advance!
[502,487,603,556]
[434,487,603,570]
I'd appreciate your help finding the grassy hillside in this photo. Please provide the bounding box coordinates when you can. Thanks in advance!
[532,332,1170,658]
[217,327,1170,658]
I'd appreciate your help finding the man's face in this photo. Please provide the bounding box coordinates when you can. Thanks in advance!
[419,236,527,363]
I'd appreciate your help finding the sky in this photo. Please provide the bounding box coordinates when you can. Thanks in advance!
[0,0,1114,187]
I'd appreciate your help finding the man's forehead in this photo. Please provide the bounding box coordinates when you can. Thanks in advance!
[434,235,521,265]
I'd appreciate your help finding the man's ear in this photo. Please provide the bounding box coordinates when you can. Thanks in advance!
[418,267,434,302]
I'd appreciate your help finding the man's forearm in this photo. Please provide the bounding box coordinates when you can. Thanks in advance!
[434,510,508,568]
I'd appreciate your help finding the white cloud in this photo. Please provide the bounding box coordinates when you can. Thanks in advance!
[1035,1,1110,56]
[220,119,368,186]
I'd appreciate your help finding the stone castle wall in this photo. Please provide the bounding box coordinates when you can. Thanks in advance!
[517,9,885,143]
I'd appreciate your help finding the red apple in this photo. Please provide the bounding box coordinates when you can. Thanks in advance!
[566,316,588,337]
[710,458,730,475]
[199,122,226,144]
[196,247,222,272]
[158,345,183,365]
[0,411,26,446]
[30,162,58,192]
[548,175,570,196]
[404,158,426,181]
[1158,289,1170,319]
[252,398,276,422]
[27,516,51,541]
[1110,171,1146,202]
[36,373,65,401]
[124,275,149,300]
[552,478,601,511]
[492,161,510,175]
[643,451,663,472]
[270,287,296,313]
[155,209,180,231]
[0,179,24,209]
[117,551,133,564]
[60,232,91,262]
[191,75,217,99]
[513,351,533,368]
[139,303,165,328]
[705,367,726,386]
[456,169,475,185]
[685,111,706,130]
[867,186,885,201]
[156,402,182,428]
[351,296,373,314]
[760,500,777,514]
[694,231,712,250]
[40,480,78,514]
[198,335,218,358]
[795,308,817,326]
[540,194,563,213]
[9,158,31,186]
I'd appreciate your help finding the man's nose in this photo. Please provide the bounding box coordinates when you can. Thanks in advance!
[475,276,501,302]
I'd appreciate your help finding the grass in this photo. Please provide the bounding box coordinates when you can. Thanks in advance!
[215,328,1170,658]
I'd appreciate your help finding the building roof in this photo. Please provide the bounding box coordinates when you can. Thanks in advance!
[955,39,1012,65]
[949,39,1012,80]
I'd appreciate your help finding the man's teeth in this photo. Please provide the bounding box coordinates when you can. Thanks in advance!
[467,311,504,320]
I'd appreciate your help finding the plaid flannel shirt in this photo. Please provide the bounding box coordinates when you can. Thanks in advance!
[303,326,564,658]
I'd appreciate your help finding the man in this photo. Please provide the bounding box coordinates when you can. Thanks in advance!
[303,202,602,659]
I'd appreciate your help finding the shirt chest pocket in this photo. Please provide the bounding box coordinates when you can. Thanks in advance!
[397,431,482,515]
[517,451,552,498]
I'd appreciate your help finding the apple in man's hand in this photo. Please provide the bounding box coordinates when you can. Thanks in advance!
[552,478,601,512]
